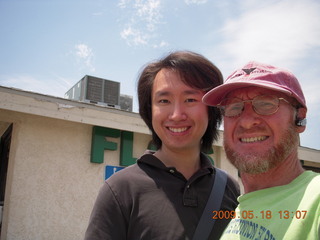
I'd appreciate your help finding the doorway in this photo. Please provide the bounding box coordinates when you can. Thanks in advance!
[0,123,12,235]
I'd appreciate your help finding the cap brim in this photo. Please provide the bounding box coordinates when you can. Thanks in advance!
[202,81,292,106]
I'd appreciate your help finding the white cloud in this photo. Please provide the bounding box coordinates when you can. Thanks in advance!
[153,40,169,48]
[75,44,91,58]
[120,26,148,46]
[92,12,103,16]
[218,0,320,68]
[118,0,163,46]
[302,81,320,107]
[213,0,320,111]
[118,0,130,9]
[135,0,161,31]
[184,0,207,5]
[74,44,95,72]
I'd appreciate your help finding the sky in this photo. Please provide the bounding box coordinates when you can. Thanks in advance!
[0,0,319,150]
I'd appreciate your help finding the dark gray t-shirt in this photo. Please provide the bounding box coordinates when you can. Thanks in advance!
[84,151,240,240]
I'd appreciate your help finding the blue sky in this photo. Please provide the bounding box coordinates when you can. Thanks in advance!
[0,0,319,150]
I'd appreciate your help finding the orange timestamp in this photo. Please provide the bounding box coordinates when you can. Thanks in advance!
[212,210,308,220]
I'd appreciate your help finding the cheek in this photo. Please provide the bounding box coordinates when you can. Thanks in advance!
[152,105,166,119]
[222,119,237,146]
[195,105,209,121]
[271,112,295,135]
[151,107,159,124]
[151,106,167,131]
[223,119,234,135]
[196,104,209,116]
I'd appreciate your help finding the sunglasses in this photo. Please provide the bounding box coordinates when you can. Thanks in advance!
[218,95,290,117]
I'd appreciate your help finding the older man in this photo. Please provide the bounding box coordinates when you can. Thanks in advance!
[203,61,320,240]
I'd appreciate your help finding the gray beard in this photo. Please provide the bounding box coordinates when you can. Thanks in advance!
[224,125,299,174]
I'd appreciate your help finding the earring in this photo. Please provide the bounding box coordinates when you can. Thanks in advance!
[295,118,307,127]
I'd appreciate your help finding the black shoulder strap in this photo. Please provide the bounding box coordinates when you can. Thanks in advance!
[192,168,228,240]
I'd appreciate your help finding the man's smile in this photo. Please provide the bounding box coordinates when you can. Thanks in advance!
[167,127,189,133]
[240,136,268,143]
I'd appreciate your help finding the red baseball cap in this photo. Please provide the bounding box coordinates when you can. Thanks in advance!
[202,61,307,109]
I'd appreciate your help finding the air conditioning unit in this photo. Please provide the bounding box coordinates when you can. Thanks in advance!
[65,75,120,108]
[120,94,133,112]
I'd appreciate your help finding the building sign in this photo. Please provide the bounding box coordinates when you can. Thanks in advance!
[90,126,140,166]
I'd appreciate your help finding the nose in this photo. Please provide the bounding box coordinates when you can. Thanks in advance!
[238,103,261,129]
[169,102,187,121]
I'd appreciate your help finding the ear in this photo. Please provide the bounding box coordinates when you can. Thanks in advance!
[295,108,307,133]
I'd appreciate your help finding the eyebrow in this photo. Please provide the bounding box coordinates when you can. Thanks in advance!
[154,89,202,98]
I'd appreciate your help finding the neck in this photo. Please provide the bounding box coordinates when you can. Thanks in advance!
[241,151,304,193]
[154,146,201,180]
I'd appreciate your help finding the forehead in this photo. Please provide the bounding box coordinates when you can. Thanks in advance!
[152,68,202,96]
[226,86,288,99]
[153,68,179,88]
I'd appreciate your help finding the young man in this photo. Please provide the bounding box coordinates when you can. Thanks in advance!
[203,61,320,240]
[84,51,240,240]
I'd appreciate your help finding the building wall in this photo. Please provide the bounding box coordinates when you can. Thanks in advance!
[1,110,93,239]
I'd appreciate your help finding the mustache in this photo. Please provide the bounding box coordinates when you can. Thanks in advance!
[235,126,267,135]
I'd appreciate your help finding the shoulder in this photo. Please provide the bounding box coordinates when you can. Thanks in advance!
[106,163,146,187]
[302,171,320,199]
[96,164,150,210]
[297,171,320,193]
[104,155,163,195]
[106,152,166,186]
[308,170,320,183]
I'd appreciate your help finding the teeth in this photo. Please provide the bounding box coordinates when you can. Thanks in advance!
[241,136,267,143]
[169,127,188,133]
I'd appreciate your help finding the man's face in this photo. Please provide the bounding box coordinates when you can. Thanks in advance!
[223,87,300,174]
[151,68,208,153]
